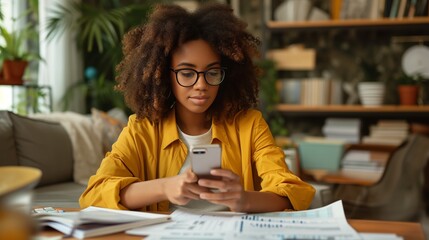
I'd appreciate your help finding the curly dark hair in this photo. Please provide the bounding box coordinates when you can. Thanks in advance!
[116,3,261,122]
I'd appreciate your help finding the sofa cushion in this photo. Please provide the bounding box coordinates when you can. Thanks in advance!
[0,111,18,166]
[9,112,73,186]
[32,182,87,208]
[30,112,104,185]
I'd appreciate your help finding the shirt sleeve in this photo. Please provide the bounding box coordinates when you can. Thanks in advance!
[251,112,315,211]
[79,116,144,210]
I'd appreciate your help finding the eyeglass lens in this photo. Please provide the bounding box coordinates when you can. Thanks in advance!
[175,68,224,86]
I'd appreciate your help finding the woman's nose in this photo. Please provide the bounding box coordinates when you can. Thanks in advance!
[193,73,208,90]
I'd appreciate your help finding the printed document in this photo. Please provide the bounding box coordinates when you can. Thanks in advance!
[126,200,363,240]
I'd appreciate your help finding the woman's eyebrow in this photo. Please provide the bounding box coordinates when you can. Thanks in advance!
[206,62,221,68]
[175,61,221,68]
[176,63,196,68]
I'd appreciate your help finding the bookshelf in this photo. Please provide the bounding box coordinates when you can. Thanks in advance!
[275,104,429,131]
[260,0,429,121]
[266,17,429,31]
[275,105,429,133]
[276,104,429,114]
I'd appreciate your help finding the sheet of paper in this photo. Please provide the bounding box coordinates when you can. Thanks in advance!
[127,201,361,240]
[231,200,360,239]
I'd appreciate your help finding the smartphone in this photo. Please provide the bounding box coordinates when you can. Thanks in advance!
[190,144,222,180]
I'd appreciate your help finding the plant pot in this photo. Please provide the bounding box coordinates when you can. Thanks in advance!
[1,60,29,85]
[397,85,418,105]
[358,82,385,106]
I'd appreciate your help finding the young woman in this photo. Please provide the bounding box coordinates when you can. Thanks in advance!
[80,3,314,213]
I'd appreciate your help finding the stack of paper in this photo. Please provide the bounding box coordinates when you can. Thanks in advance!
[362,120,409,146]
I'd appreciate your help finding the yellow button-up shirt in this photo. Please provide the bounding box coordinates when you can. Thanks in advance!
[79,109,315,211]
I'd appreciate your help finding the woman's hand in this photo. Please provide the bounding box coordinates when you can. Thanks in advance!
[197,169,248,212]
[162,168,210,205]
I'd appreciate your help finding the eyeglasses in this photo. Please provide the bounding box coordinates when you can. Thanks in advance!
[170,67,226,87]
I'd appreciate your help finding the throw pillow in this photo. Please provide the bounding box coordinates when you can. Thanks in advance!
[10,112,74,186]
[91,108,126,154]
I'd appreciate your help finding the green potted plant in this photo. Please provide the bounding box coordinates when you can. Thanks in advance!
[0,26,41,85]
[396,73,422,105]
[0,0,41,86]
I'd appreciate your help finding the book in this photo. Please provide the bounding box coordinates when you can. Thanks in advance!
[403,0,412,17]
[325,134,361,144]
[361,136,405,146]
[368,0,381,19]
[34,206,171,239]
[377,119,409,127]
[416,0,428,16]
[408,0,417,17]
[397,0,408,17]
[379,0,386,17]
[331,0,343,19]
[322,118,361,144]
[384,0,394,17]
[390,0,400,17]
[341,149,389,172]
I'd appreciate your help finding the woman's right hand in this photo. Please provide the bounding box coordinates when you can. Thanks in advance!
[162,168,209,205]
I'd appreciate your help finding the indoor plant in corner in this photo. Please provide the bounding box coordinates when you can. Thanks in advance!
[0,25,40,85]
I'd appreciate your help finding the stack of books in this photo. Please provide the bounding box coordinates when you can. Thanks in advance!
[322,118,361,144]
[341,149,390,172]
[362,120,409,146]
[277,78,343,106]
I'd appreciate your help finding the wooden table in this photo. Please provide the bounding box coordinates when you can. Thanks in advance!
[348,219,425,240]
[303,169,383,186]
[37,219,426,240]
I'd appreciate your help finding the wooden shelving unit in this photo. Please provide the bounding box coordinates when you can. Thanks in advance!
[266,17,429,31]
[275,104,429,117]
[260,0,429,124]
[276,104,429,112]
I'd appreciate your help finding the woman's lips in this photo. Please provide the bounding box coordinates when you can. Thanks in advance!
[189,96,209,105]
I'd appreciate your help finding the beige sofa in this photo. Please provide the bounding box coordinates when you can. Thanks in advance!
[0,108,127,208]
[0,110,88,208]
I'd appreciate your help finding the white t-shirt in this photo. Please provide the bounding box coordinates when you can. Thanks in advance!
[170,126,227,212]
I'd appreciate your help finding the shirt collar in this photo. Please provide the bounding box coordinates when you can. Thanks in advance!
[161,109,231,149]
[211,117,230,147]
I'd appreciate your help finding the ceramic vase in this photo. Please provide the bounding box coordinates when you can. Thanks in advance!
[358,82,385,106]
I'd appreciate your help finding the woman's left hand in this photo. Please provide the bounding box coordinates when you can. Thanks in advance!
[197,169,248,212]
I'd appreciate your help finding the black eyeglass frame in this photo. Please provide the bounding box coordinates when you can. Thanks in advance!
[170,67,227,87]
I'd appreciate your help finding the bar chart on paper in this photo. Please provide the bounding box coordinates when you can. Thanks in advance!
[127,201,363,239]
